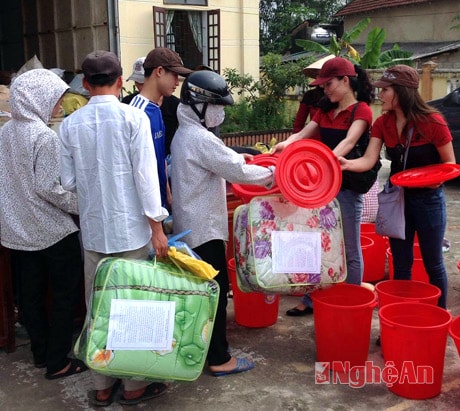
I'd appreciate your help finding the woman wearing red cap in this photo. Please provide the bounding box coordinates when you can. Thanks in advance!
[340,64,454,309]
[273,57,374,315]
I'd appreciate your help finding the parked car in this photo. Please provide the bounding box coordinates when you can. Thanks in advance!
[428,88,460,164]
[309,25,332,44]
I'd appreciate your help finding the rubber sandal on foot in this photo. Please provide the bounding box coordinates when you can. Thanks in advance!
[88,380,121,407]
[212,357,255,377]
[45,359,88,380]
[117,382,168,405]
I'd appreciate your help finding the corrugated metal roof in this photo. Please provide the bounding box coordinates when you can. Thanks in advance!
[335,0,432,16]
[282,41,460,63]
[410,41,460,59]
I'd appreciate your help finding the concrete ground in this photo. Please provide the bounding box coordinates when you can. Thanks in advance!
[2,165,460,410]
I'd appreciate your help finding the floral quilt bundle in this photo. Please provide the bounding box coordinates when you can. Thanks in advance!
[233,195,347,294]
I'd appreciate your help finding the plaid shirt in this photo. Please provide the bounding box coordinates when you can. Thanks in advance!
[362,179,379,223]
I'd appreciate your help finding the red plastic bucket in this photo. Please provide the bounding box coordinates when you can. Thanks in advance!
[361,235,378,282]
[227,258,279,328]
[387,243,429,283]
[379,302,452,399]
[231,154,280,203]
[361,223,387,282]
[310,284,377,369]
[375,280,440,308]
[449,315,460,358]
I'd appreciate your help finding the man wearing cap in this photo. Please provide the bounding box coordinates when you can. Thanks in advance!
[60,50,169,406]
[121,56,145,105]
[122,56,180,156]
[129,48,191,209]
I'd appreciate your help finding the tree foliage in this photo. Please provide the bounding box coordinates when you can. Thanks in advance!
[222,53,311,132]
[259,0,344,55]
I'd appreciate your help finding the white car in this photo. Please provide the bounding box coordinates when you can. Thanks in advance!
[309,26,332,44]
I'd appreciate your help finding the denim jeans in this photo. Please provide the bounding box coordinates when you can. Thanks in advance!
[301,189,363,308]
[337,188,364,285]
[389,187,448,308]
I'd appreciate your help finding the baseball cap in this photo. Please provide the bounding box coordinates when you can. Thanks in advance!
[372,65,419,89]
[310,57,356,86]
[127,57,146,83]
[81,50,122,83]
[143,47,192,76]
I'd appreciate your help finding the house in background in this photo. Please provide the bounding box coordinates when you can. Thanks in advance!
[0,0,260,92]
[120,1,259,84]
[335,0,460,98]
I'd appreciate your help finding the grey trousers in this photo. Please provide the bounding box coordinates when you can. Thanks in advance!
[84,244,154,391]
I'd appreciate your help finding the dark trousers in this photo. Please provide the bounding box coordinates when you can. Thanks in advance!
[193,239,231,366]
[390,188,448,308]
[11,232,83,374]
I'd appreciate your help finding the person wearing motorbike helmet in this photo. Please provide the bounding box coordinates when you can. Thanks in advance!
[170,70,275,376]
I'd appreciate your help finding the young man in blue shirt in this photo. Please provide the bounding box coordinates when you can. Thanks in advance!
[129,48,191,209]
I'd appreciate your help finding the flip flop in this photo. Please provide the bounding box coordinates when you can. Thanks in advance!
[45,358,88,380]
[88,379,122,407]
[211,357,255,377]
[117,382,168,405]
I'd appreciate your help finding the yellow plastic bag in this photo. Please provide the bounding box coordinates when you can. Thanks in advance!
[167,247,218,280]
[62,92,89,115]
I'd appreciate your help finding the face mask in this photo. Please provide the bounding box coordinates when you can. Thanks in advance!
[204,105,225,128]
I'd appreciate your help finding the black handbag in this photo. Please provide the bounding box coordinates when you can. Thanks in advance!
[341,104,381,194]
[342,144,382,194]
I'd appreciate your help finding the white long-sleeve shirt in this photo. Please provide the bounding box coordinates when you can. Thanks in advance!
[171,103,274,249]
[60,95,168,253]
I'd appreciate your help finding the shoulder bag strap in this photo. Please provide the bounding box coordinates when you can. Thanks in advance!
[402,127,414,171]
[349,102,359,124]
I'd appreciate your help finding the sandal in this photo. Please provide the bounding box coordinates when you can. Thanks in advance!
[88,380,121,407]
[117,382,168,405]
[45,359,88,380]
[211,357,255,377]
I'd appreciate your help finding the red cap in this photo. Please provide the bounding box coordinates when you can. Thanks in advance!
[310,57,356,86]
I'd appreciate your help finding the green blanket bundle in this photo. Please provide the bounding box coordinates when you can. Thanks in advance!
[75,257,219,381]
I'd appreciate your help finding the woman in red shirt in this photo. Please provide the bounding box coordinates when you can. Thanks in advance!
[340,65,455,308]
[273,57,374,315]
[292,86,324,134]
